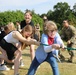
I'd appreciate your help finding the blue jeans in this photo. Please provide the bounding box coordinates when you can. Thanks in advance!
[27,52,59,75]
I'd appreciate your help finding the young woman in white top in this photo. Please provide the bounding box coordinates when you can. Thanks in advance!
[0,25,40,75]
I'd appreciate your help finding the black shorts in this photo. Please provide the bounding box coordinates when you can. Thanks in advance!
[0,39,18,60]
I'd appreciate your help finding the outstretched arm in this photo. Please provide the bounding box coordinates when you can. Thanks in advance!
[12,31,40,46]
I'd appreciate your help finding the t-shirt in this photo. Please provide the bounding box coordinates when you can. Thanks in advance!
[20,20,34,29]
[4,31,20,44]
[20,20,35,38]
[0,31,6,41]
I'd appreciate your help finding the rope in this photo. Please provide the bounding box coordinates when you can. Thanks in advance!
[40,43,76,50]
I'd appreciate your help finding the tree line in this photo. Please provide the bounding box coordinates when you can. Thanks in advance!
[0,2,76,31]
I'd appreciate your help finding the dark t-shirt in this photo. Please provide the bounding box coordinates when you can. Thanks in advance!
[0,31,6,41]
[20,20,35,39]
[20,20,34,29]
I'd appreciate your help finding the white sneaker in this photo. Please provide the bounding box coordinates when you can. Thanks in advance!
[12,62,24,69]
[20,62,24,67]
[12,65,14,69]
[0,65,10,71]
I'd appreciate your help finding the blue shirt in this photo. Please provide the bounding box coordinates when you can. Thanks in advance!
[35,32,64,63]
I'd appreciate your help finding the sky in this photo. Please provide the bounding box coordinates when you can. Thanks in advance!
[0,0,76,15]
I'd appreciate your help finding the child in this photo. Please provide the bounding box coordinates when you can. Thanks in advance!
[0,25,40,75]
[0,22,16,71]
[27,21,64,75]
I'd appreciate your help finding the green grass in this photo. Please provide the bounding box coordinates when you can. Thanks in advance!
[0,47,76,75]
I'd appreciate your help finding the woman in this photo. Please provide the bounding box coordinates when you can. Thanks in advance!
[21,10,35,61]
[27,21,64,75]
[0,22,16,71]
[0,25,40,75]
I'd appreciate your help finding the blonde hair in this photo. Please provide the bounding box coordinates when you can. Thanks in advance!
[21,25,33,49]
[44,21,57,34]
[21,25,33,37]
[7,22,16,32]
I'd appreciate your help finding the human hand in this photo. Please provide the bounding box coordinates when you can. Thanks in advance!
[67,40,71,44]
[31,39,40,46]
[52,44,60,49]
[27,37,31,40]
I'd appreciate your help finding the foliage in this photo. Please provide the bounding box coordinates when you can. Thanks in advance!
[0,10,43,31]
[46,2,76,30]
[32,11,43,30]
[0,10,24,26]
[0,2,76,31]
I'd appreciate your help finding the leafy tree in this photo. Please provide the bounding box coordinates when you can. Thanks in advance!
[0,10,24,26]
[44,2,76,29]
[47,10,53,20]
[53,2,70,24]
[73,3,76,14]
[32,11,43,30]
[0,10,43,31]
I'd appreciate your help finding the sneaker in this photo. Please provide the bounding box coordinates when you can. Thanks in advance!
[67,58,72,63]
[68,59,72,63]
[0,64,10,71]
[12,61,24,69]
[20,61,24,67]
[12,65,14,69]
[59,55,65,61]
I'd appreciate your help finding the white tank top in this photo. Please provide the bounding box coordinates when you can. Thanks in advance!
[4,31,20,44]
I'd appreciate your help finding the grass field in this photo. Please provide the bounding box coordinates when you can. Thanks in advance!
[0,46,76,75]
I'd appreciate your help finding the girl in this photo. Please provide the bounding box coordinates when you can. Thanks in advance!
[27,21,64,75]
[0,22,16,71]
[21,10,35,61]
[0,25,40,75]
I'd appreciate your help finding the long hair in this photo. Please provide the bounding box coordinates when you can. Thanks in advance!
[20,25,33,50]
[4,22,16,34]
[7,22,16,32]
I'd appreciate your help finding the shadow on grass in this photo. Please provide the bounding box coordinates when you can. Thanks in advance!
[22,53,30,57]
[0,71,6,75]
[20,67,28,70]
[58,58,76,64]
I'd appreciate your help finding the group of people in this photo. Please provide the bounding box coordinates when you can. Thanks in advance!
[0,22,17,70]
[43,16,76,63]
[0,10,39,75]
[0,10,76,75]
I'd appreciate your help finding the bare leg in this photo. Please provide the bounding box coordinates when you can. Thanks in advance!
[0,58,4,64]
[30,45,35,61]
[0,48,5,65]
[14,50,21,75]
[0,46,21,75]
[0,47,12,63]
[0,49,21,75]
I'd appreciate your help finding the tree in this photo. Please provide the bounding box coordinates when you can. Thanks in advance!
[47,10,53,20]
[73,3,76,13]
[0,10,24,26]
[53,2,71,23]
[0,10,43,31]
